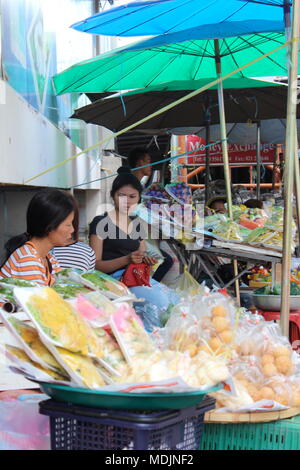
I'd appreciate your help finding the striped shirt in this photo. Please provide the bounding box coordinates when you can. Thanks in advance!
[0,241,61,286]
[52,241,96,272]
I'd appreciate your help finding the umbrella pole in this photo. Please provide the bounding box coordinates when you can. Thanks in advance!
[214,39,240,305]
[256,120,261,200]
[280,0,300,337]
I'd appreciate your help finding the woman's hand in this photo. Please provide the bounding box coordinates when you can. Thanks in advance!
[142,255,157,266]
[128,250,144,264]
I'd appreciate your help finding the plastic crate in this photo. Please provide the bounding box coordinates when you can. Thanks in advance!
[39,397,215,450]
[200,414,300,450]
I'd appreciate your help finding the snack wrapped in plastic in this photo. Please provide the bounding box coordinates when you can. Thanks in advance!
[169,266,203,298]
[193,292,237,355]
[15,287,103,358]
[93,327,128,377]
[238,208,267,230]
[52,283,91,299]
[163,305,201,356]
[75,292,118,327]
[0,278,38,288]
[80,271,132,300]
[212,220,244,242]
[119,349,229,390]
[4,344,69,382]
[49,347,106,389]
[210,377,254,409]
[110,304,157,363]
[1,313,65,374]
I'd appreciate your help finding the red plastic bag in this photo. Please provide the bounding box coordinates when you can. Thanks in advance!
[121,263,151,287]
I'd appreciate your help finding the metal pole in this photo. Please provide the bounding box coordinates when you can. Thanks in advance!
[214,39,240,305]
[280,0,300,337]
[256,121,261,199]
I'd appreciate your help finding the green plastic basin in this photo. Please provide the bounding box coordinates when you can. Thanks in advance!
[38,382,220,410]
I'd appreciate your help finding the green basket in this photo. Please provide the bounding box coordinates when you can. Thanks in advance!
[200,415,300,450]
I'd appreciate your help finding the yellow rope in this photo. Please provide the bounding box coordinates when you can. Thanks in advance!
[25,38,296,184]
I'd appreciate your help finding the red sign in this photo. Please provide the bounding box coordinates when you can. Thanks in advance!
[186,135,276,165]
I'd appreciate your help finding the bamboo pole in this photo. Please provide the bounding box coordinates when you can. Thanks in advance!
[294,121,300,257]
[214,39,240,305]
[256,121,261,199]
[280,0,300,337]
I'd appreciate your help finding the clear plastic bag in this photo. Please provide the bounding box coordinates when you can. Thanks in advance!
[0,396,50,450]
[170,266,203,297]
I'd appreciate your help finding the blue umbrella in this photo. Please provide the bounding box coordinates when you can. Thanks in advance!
[71,0,286,37]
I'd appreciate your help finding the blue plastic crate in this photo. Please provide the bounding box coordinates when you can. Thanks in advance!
[39,397,215,450]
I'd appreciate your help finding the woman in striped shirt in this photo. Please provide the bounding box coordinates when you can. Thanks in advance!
[0,189,75,286]
[52,198,96,272]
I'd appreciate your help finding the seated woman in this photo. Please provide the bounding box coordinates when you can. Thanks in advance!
[53,197,96,272]
[89,167,177,328]
[0,189,75,285]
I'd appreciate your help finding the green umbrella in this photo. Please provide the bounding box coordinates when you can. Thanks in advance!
[53,32,296,95]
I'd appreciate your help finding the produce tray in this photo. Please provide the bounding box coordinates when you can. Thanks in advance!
[204,407,300,424]
[35,381,220,410]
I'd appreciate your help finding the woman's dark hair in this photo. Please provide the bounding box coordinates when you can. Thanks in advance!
[127,147,149,169]
[66,193,79,241]
[2,189,75,265]
[244,199,264,209]
[110,167,143,200]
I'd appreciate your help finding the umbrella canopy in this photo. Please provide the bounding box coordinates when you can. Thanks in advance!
[71,83,295,132]
[191,119,300,144]
[71,0,286,37]
[53,32,298,95]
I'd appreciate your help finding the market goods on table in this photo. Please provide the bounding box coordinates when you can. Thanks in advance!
[13,287,103,357]
[79,270,133,300]
[52,283,91,299]
[0,311,64,373]
[141,182,197,242]
[3,344,69,382]
[4,280,300,411]
[74,292,118,327]
[204,203,296,252]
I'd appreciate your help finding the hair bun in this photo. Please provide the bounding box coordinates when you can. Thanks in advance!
[117,166,132,175]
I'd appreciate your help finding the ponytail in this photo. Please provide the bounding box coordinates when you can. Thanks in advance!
[2,232,30,267]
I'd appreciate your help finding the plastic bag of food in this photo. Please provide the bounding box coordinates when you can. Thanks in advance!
[238,208,268,230]
[212,220,244,242]
[163,304,201,356]
[210,377,254,409]
[14,287,103,358]
[0,395,50,450]
[110,304,157,364]
[93,327,128,377]
[78,270,134,300]
[193,292,237,355]
[75,292,118,327]
[52,283,91,299]
[170,266,203,297]
[0,311,65,375]
[262,376,294,406]
[3,344,69,383]
[43,346,106,389]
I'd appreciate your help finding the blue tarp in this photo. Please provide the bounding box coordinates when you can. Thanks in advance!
[71,0,286,37]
